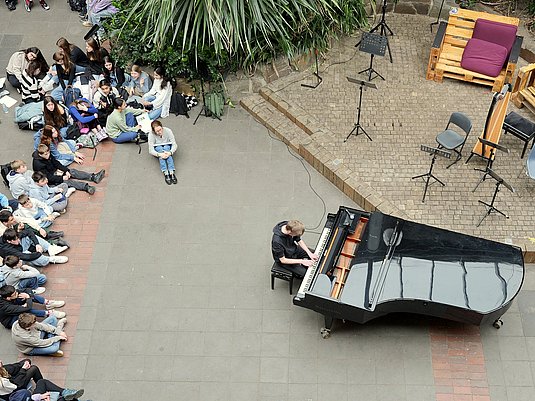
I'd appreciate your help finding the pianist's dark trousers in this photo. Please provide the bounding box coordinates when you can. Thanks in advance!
[279,248,314,278]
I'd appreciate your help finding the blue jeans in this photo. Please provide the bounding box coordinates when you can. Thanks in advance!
[8,294,47,327]
[18,274,47,290]
[21,236,50,267]
[154,145,175,172]
[34,208,52,228]
[143,95,162,120]
[111,113,138,143]
[28,316,61,356]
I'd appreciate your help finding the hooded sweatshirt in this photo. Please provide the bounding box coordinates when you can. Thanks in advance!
[6,170,33,199]
[0,264,42,289]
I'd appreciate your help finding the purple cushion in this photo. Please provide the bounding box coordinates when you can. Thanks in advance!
[461,38,508,77]
[472,19,517,55]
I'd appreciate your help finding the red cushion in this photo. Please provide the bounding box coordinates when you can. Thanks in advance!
[472,19,517,55]
[461,38,508,77]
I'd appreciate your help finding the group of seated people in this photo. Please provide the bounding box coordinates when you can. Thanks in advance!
[6,36,179,184]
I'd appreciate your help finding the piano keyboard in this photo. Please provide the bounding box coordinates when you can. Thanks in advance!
[296,226,332,297]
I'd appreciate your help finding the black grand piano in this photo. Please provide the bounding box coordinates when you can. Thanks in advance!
[293,206,525,338]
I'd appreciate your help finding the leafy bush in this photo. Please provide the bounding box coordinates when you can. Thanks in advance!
[107,0,367,80]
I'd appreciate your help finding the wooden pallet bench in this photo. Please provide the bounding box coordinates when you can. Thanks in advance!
[512,63,535,114]
[426,8,522,92]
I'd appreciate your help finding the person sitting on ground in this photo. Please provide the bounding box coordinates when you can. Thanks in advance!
[0,255,47,295]
[6,47,48,90]
[85,37,109,76]
[0,193,18,213]
[11,313,67,357]
[15,195,60,229]
[142,67,173,120]
[148,120,177,185]
[0,364,31,401]
[20,61,44,104]
[125,65,152,101]
[93,79,118,125]
[0,210,65,246]
[106,98,146,143]
[82,0,118,30]
[32,144,103,195]
[31,379,84,401]
[49,51,76,102]
[6,160,33,200]
[0,228,68,267]
[43,96,70,138]
[100,56,125,89]
[35,125,85,166]
[271,220,318,278]
[69,98,106,138]
[56,37,89,70]
[0,359,44,397]
[29,171,75,213]
[0,284,65,329]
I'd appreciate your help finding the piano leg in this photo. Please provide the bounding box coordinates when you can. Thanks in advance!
[493,319,503,329]
[321,315,334,339]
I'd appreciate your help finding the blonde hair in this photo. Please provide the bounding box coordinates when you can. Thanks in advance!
[10,160,26,171]
[286,220,305,236]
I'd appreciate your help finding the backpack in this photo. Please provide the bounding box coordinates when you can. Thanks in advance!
[68,0,86,12]
[76,132,99,149]
[169,92,190,117]
[65,124,82,140]
[63,87,82,107]
[1,163,12,188]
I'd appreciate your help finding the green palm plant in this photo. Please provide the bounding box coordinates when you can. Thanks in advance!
[111,0,367,76]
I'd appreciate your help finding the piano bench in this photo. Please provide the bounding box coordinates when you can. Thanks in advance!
[271,262,295,295]
[502,111,535,158]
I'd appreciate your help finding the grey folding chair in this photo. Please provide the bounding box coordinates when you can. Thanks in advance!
[436,112,472,168]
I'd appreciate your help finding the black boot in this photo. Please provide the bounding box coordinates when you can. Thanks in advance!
[6,0,16,10]
[164,173,172,185]
[170,172,177,184]
[91,169,105,183]
[47,231,64,239]
[86,184,96,195]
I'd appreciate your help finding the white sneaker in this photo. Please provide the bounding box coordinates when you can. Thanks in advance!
[48,255,68,264]
[65,187,76,198]
[51,310,66,318]
[33,287,46,295]
[46,300,65,309]
[48,244,68,256]
[51,212,61,218]
[57,317,67,331]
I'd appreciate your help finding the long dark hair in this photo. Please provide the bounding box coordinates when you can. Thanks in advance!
[53,51,72,74]
[86,37,103,63]
[154,66,172,90]
[23,47,49,75]
[43,96,67,128]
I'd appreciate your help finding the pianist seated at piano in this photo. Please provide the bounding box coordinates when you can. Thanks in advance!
[271,220,318,278]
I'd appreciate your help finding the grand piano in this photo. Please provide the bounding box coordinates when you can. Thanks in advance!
[293,207,525,338]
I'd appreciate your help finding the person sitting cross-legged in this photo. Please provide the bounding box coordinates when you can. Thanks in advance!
[14,195,60,229]
[148,120,177,185]
[0,255,47,295]
[106,98,146,143]
[0,284,65,329]
[0,228,68,267]
[32,144,104,195]
[11,313,67,357]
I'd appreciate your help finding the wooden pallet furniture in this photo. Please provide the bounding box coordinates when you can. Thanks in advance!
[512,63,535,114]
[426,8,522,92]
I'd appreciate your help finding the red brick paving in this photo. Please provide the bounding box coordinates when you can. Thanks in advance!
[430,322,490,401]
[22,141,116,386]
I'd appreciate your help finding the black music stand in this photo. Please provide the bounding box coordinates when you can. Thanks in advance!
[430,0,447,32]
[358,33,387,81]
[356,0,393,63]
[411,145,451,203]
[344,77,377,142]
[473,137,509,192]
[476,169,514,227]
[301,49,323,89]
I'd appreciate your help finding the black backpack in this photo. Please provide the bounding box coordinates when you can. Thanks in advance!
[1,163,12,188]
[169,92,190,118]
[68,0,86,12]
[65,124,82,140]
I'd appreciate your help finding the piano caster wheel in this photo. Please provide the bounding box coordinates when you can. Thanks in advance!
[493,319,503,329]
[320,328,331,339]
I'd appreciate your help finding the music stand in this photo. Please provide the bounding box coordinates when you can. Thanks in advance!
[473,137,509,192]
[356,0,393,63]
[344,77,377,142]
[301,49,323,89]
[358,33,387,81]
[412,145,451,203]
[476,168,515,227]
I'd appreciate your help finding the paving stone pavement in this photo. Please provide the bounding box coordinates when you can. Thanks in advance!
[1,5,535,401]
